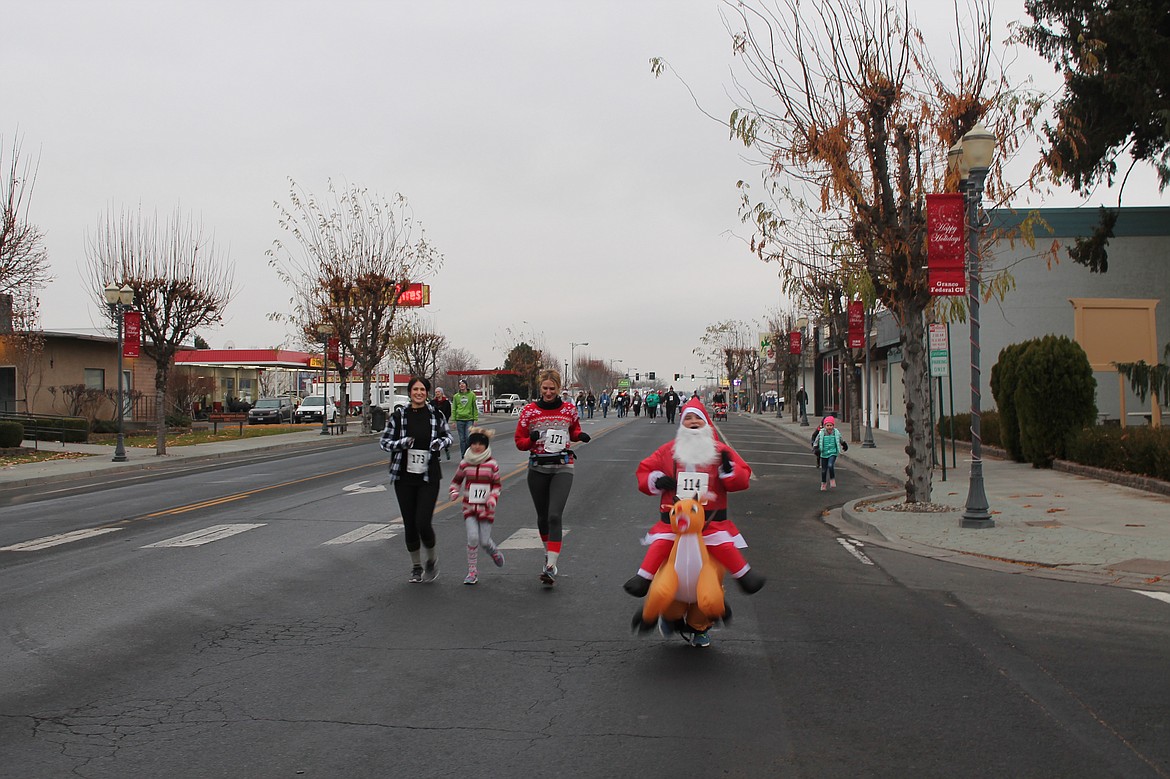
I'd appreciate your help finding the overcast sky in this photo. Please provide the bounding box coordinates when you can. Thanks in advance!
[4,1,1162,391]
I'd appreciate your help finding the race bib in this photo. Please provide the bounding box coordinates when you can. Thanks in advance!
[406,448,429,474]
[542,427,569,453]
[467,482,491,504]
[676,471,709,501]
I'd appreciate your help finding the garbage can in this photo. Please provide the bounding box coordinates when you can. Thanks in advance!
[370,405,387,432]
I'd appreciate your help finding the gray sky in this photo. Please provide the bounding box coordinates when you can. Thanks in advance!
[4,1,1161,390]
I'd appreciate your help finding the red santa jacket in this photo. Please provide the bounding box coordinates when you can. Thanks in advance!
[636,438,751,519]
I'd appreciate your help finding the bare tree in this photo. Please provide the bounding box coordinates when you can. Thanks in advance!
[576,358,611,393]
[87,207,236,454]
[0,293,47,412]
[389,317,448,386]
[269,179,443,433]
[0,135,52,299]
[658,0,1034,502]
[437,343,477,385]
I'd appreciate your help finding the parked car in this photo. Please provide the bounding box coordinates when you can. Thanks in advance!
[377,394,410,414]
[294,395,339,424]
[492,394,525,414]
[248,397,294,424]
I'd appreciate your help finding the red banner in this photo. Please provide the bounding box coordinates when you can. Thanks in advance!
[122,311,141,358]
[847,301,865,348]
[326,337,340,363]
[927,193,967,296]
[788,330,802,355]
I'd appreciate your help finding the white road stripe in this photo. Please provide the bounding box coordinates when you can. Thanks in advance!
[1131,590,1170,604]
[837,537,874,565]
[142,524,266,548]
[1,527,121,552]
[323,523,400,545]
[499,528,571,550]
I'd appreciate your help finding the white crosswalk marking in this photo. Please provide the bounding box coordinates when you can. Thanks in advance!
[498,527,571,550]
[1131,590,1170,605]
[323,523,400,545]
[1,527,121,552]
[142,524,266,548]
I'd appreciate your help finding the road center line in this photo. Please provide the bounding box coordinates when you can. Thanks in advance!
[837,537,874,565]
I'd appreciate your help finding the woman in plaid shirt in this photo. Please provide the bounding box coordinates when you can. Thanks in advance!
[379,376,453,583]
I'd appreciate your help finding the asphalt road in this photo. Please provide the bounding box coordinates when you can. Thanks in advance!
[1,413,1167,778]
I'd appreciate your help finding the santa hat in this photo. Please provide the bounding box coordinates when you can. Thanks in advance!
[679,398,711,426]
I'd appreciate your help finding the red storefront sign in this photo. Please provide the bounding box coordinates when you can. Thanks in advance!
[396,283,430,307]
[789,330,802,355]
[847,301,865,348]
[122,311,141,358]
[926,193,967,296]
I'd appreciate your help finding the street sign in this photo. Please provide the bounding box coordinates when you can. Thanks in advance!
[929,323,949,377]
[617,378,630,389]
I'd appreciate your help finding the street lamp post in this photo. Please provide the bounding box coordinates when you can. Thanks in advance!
[862,307,876,447]
[569,341,589,387]
[950,122,996,529]
[796,317,809,426]
[103,284,135,463]
[317,323,334,436]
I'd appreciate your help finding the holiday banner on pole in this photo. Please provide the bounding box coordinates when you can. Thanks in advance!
[789,331,802,355]
[122,311,141,358]
[926,193,966,296]
[847,301,865,348]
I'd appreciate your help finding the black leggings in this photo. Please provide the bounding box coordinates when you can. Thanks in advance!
[394,479,440,552]
[526,468,574,543]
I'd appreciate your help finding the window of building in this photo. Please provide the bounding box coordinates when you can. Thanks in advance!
[84,368,105,390]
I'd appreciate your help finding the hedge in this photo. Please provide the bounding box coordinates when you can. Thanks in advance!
[1065,426,1170,482]
[937,411,1002,449]
[0,421,24,448]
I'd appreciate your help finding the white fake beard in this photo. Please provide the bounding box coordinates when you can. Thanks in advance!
[674,424,717,468]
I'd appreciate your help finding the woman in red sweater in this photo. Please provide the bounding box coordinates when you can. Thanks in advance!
[514,369,590,586]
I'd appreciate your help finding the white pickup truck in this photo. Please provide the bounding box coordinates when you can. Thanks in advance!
[492,394,525,414]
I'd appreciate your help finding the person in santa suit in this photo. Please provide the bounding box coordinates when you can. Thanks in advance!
[625,398,765,647]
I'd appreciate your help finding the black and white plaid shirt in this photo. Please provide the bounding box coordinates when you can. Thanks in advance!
[379,403,452,483]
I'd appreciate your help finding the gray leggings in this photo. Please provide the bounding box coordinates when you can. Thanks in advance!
[526,468,574,543]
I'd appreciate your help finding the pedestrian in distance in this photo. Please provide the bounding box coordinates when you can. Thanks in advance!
[576,391,586,418]
[433,387,453,460]
[379,376,453,583]
[663,386,681,424]
[625,398,764,648]
[451,379,480,458]
[599,389,611,418]
[515,369,591,586]
[448,426,506,585]
[813,415,848,490]
[645,388,660,422]
[586,391,596,419]
[632,391,642,417]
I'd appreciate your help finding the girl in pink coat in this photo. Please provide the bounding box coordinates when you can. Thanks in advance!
[449,427,505,585]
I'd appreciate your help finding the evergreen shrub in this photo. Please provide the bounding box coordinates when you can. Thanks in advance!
[1014,335,1097,467]
[990,342,1026,461]
[937,411,1001,448]
[0,421,24,448]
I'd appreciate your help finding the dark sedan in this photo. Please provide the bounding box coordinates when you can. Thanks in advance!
[247,397,294,424]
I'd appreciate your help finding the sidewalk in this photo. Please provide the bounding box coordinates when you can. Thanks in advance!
[0,427,369,489]
[756,413,1170,592]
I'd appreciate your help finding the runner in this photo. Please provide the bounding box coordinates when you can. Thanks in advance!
[514,369,591,586]
[379,376,453,583]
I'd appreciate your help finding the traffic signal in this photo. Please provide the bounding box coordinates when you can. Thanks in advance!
[648,371,655,380]
[673,373,680,380]
[690,374,695,379]
[635,373,640,380]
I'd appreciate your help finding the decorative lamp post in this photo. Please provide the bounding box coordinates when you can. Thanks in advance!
[103,283,135,463]
[317,323,334,436]
[796,316,809,426]
[950,122,996,528]
[862,306,876,447]
[569,342,588,387]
